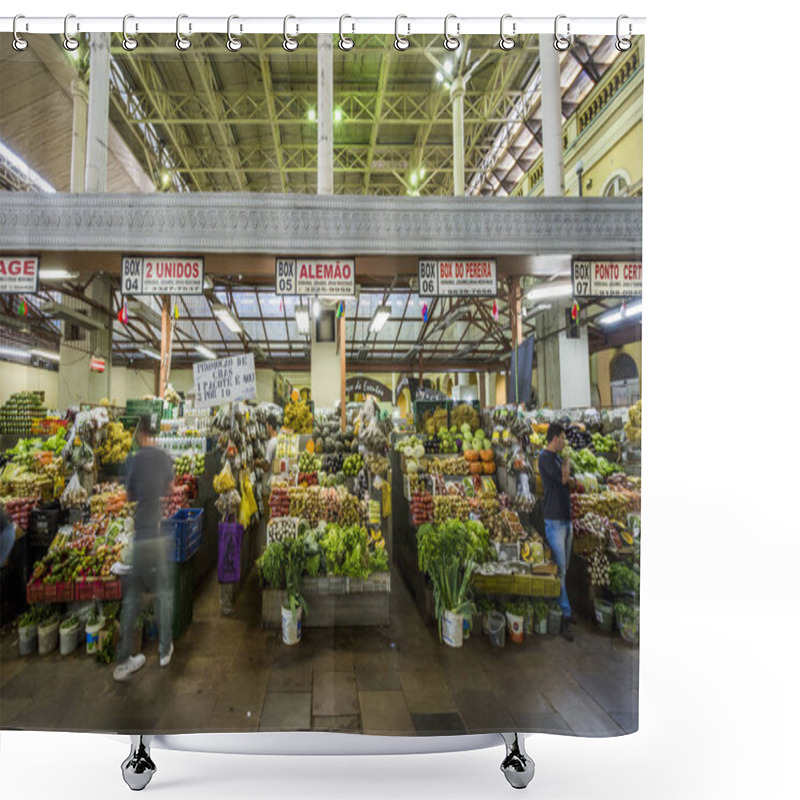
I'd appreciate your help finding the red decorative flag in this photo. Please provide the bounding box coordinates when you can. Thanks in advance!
[571,300,580,321]
[422,303,428,322]
[18,298,28,316]
[492,299,499,321]
[117,302,128,324]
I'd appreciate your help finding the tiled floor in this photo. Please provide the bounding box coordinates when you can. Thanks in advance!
[0,562,639,737]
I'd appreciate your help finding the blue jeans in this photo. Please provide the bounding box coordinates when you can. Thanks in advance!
[545,519,573,618]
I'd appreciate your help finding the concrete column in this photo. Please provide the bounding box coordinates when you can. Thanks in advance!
[450,76,466,196]
[84,33,111,193]
[317,34,334,195]
[538,34,565,197]
[70,78,88,192]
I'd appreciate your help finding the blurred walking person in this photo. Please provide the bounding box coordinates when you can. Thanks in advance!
[114,414,175,682]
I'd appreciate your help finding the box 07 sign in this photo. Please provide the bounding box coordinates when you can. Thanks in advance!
[572,258,642,298]
[121,256,204,296]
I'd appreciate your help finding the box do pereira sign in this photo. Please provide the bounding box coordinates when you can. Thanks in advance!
[418,259,497,297]
[193,354,256,409]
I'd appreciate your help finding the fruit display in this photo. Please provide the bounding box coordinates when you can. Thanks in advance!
[410,490,433,526]
[451,403,480,433]
[174,473,198,500]
[215,488,241,518]
[587,549,611,587]
[60,474,89,508]
[322,453,344,474]
[514,493,536,513]
[284,399,313,435]
[1,496,37,530]
[343,454,364,476]
[162,484,190,518]
[96,422,133,465]
[174,451,206,476]
[571,491,636,523]
[422,407,449,436]
[591,432,618,454]
[0,392,48,435]
[213,462,237,494]
[298,451,321,474]
[0,463,51,497]
[624,400,641,444]
[569,447,622,478]
[267,516,300,543]
[433,494,469,524]
[484,509,525,543]
[365,454,389,477]
[462,426,489,454]
[572,512,615,555]
[30,540,124,584]
[269,484,291,518]
[338,490,366,527]
[565,424,593,451]
[89,487,128,517]
[429,456,469,476]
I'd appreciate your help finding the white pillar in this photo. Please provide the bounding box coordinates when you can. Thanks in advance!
[450,76,466,196]
[538,34,565,197]
[70,78,88,192]
[317,34,334,195]
[84,33,111,193]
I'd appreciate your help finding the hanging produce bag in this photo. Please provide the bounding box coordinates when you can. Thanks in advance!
[218,520,244,583]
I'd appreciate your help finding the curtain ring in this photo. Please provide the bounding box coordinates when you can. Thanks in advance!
[227,15,242,52]
[394,15,410,51]
[553,14,571,52]
[283,15,298,52]
[443,14,460,51]
[122,15,138,51]
[175,14,191,51]
[339,15,354,51]
[499,14,515,51]
[12,15,28,51]
[64,14,80,51]
[615,15,632,51]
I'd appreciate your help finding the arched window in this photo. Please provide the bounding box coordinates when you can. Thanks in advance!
[609,353,640,407]
[602,170,631,197]
[610,353,639,382]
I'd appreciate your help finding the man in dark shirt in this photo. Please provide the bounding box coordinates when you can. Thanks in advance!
[114,414,175,681]
[538,423,575,641]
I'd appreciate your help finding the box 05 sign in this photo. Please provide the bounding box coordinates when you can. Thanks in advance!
[418,259,497,297]
[0,255,38,294]
[121,256,204,296]
[275,259,356,297]
[572,258,642,298]
[193,353,256,409]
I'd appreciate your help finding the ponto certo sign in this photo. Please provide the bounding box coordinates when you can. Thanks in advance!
[121,256,204,295]
[0,255,39,293]
[572,258,643,298]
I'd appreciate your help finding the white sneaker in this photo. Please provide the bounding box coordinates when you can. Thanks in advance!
[113,654,146,682]
[159,643,174,667]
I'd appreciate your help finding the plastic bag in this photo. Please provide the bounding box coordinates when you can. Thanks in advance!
[60,471,88,508]
[213,461,236,494]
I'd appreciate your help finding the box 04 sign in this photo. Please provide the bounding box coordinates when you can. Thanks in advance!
[0,255,38,294]
[193,353,256,409]
[121,256,204,296]
[418,259,497,297]
[572,258,642,298]
[276,259,356,297]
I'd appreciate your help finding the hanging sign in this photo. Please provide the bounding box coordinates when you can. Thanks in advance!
[345,376,392,402]
[418,259,497,297]
[0,255,39,294]
[572,258,642,298]
[89,356,106,373]
[275,258,356,297]
[193,353,256,409]
[120,255,204,296]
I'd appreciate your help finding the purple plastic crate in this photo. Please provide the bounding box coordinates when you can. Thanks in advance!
[163,508,204,563]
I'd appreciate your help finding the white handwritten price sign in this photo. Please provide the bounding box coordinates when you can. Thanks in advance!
[572,258,642,298]
[417,259,497,297]
[193,353,256,409]
[121,256,204,296]
[275,258,356,297]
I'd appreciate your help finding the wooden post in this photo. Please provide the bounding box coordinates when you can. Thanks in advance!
[159,295,172,398]
[418,352,423,386]
[478,371,486,408]
[509,276,523,349]
[339,310,346,432]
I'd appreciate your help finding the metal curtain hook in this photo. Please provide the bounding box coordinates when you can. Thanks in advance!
[227,15,242,51]
[122,15,138,51]
[175,14,191,51]
[283,15,298,52]
[554,14,571,52]
[64,14,79,51]
[443,14,460,51]
[12,15,28,51]
[394,15,410,51]
[499,14,515,50]
[339,15,354,51]
[616,15,632,51]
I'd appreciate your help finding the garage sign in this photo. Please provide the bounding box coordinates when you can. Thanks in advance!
[121,256,204,296]
[276,259,356,297]
[572,258,642,298]
[418,259,497,297]
[0,255,38,294]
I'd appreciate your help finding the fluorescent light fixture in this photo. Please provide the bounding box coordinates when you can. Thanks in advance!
[128,298,163,328]
[369,304,392,334]
[30,348,61,362]
[444,60,453,74]
[0,345,31,360]
[295,304,310,334]
[420,167,426,178]
[40,300,105,331]
[194,344,216,360]
[212,303,242,335]
[436,71,443,82]
[39,268,78,281]
[203,277,214,291]
[334,109,343,122]
[525,282,573,302]
[598,301,643,327]
[140,347,161,360]
[0,140,56,193]
[308,108,316,121]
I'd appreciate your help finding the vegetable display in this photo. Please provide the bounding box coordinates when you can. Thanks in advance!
[608,562,640,596]
[174,451,206,476]
[0,392,48,435]
[624,400,642,444]
[587,550,611,587]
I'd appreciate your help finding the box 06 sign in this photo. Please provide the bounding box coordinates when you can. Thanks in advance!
[418,259,497,297]
[121,256,204,296]
[0,255,38,294]
[276,259,356,297]
[572,258,642,298]
[193,353,256,409]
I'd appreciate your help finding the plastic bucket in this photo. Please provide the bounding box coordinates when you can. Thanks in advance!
[59,622,79,656]
[18,624,37,656]
[482,613,491,636]
[534,617,548,635]
[523,611,535,636]
[442,609,463,648]
[462,614,472,641]
[547,607,563,635]
[281,606,301,646]
[506,612,524,644]
[38,619,59,655]
[594,598,614,633]
[487,611,506,648]
[85,617,105,655]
